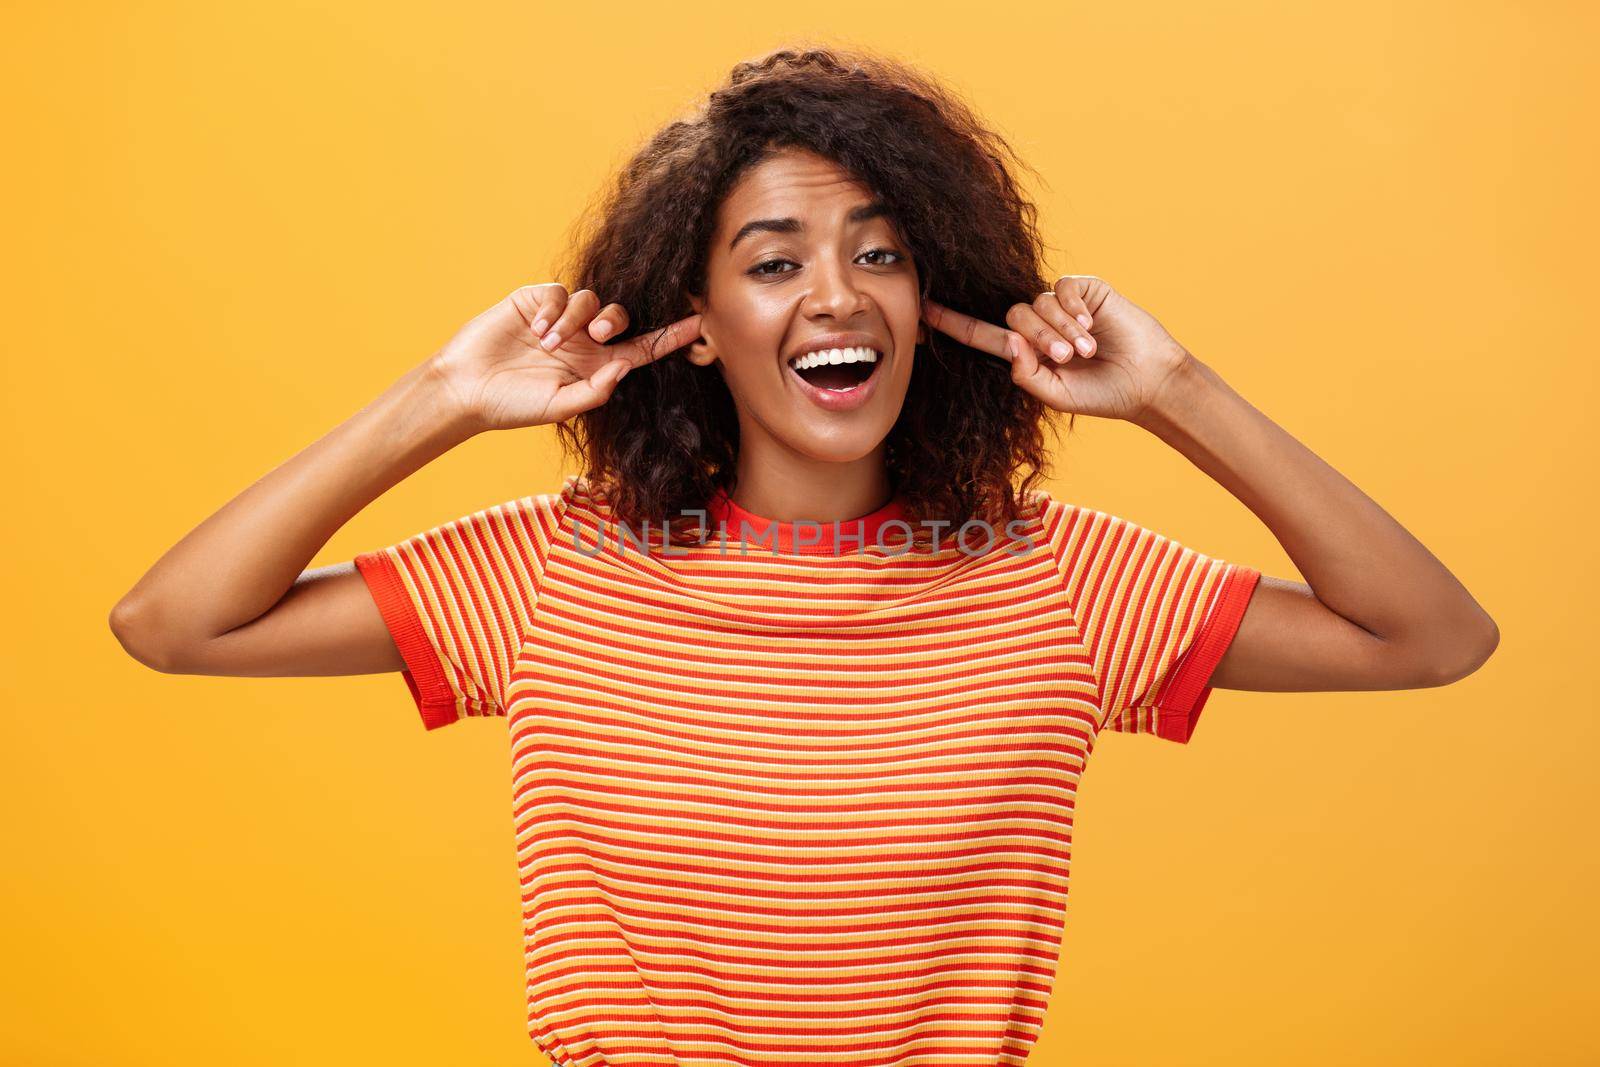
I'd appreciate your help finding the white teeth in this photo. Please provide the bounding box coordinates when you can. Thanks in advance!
[788,346,881,371]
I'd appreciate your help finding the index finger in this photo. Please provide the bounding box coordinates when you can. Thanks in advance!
[624,312,705,365]
[921,298,1015,363]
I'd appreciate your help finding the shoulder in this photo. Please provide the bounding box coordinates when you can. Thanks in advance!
[479,474,598,547]
[535,473,602,520]
[1013,487,1142,578]
[1016,485,1082,544]
[1018,486,1137,545]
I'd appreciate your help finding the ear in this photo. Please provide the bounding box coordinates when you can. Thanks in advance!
[685,292,718,367]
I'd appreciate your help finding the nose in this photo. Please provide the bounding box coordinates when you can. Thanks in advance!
[800,253,872,321]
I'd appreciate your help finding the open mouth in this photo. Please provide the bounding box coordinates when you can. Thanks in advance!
[786,346,882,392]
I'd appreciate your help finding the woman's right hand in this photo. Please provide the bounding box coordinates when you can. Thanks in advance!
[429,283,704,433]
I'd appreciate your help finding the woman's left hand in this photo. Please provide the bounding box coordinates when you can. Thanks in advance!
[921,275,1192,422]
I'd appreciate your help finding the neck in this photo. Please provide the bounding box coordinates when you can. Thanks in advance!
[725,442,895,524]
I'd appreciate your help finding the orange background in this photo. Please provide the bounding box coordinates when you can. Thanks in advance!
[5,2,1595,1064]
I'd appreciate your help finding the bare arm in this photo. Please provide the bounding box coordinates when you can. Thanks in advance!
[1133,354,1500,691]
[924,274,1499,694]
[108,283,703,678]
[108,358,476,675]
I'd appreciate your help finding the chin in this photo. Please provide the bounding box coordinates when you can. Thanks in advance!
[782,426,894,465]
[727,359,912,466]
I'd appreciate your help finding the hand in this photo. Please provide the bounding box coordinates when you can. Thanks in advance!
[921,275,1192,422]
[429,283,703,433]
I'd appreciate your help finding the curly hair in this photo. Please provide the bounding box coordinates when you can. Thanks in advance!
[550,44,1070,549]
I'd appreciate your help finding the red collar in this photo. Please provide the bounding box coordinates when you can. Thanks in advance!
[705,487,910,554]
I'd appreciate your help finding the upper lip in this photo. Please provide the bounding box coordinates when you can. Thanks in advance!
[786,332,887,364]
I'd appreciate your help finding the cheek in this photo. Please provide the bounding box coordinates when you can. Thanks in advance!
[713,299,789,385]
[881,279,922,345]
[713,287,786,347]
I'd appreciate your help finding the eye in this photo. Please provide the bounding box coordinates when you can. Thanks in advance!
[746,248,906,278]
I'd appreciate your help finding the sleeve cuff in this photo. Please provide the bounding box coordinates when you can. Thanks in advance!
[1152,565,1262,744]
[354,550,464,731]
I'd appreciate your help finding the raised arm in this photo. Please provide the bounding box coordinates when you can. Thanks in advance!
[1129,353,1499,691]
[922,274,1499,693]
[108,284,701,679]
[108,351,472,677]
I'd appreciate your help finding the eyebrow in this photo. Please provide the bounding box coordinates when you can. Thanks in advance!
[728,199,892,252]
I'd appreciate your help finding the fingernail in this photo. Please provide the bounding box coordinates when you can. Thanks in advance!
[531,317,549,335]
[1050,341,1072,362]
[1076,314,1092,330]
[540,330,560,350]
[1075,336,1093,355]
[592,321,613,341]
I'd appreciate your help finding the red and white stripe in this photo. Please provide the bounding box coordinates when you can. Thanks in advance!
[357,475,1259,1065]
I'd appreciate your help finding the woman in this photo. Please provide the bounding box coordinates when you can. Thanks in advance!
[110,46,1498,1066]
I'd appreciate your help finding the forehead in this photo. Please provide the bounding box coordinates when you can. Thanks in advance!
[715,149,877,232]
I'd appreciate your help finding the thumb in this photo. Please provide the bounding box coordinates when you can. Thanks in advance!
[541,359,632,424]
[598,357,632,389]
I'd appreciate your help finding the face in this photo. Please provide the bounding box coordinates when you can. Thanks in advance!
[687,147,925,467]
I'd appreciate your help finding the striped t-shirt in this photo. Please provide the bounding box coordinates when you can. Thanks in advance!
[354,473,1260,1066]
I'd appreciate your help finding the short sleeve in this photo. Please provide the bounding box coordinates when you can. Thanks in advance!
[354,477,577,730]
[1037,493,1261,744]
